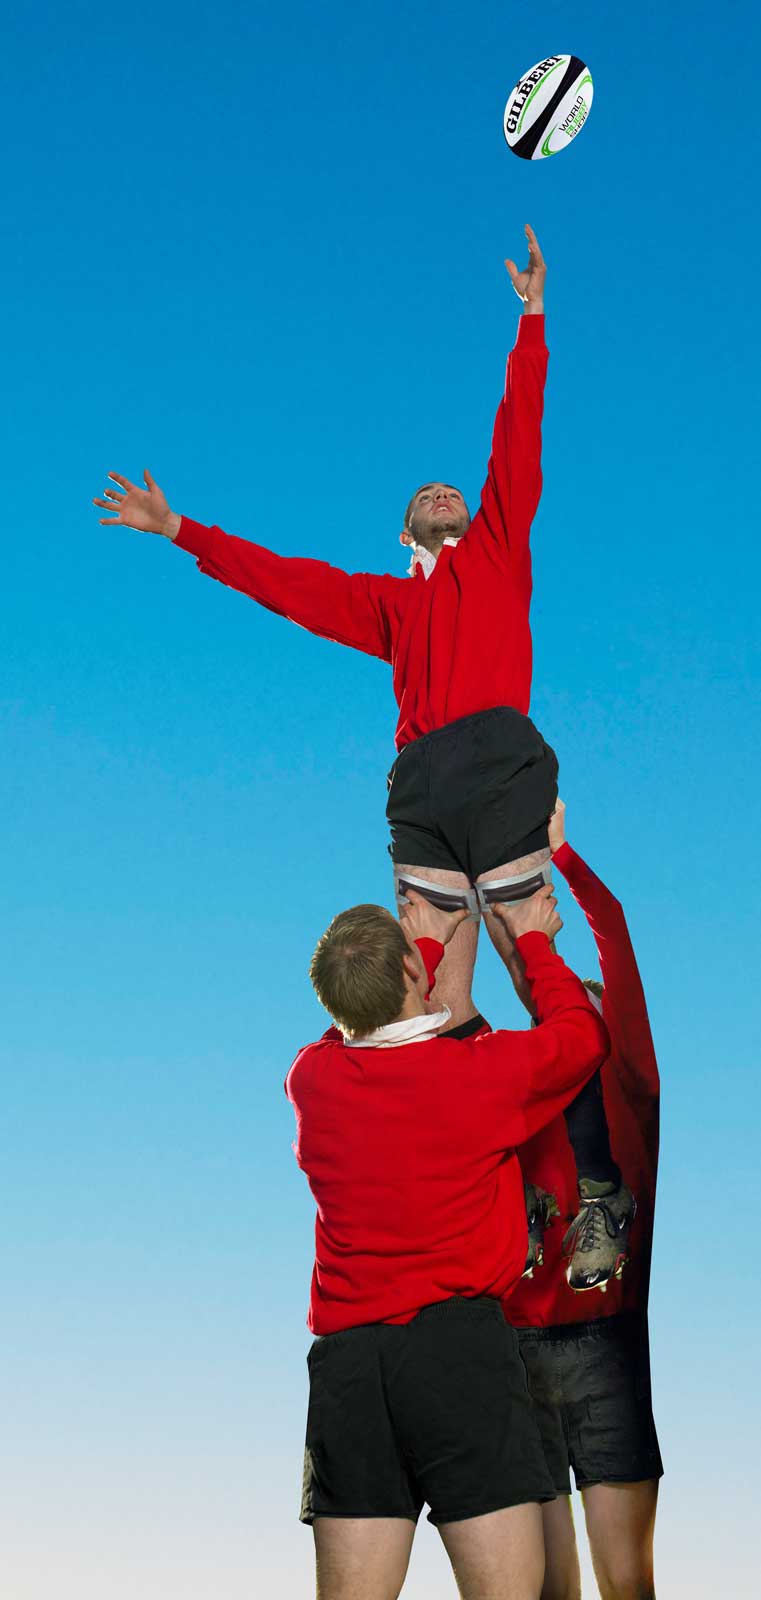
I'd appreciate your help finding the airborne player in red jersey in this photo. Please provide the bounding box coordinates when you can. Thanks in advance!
[94,225,554,1018]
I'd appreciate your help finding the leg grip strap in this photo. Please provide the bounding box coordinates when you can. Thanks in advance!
[476,860,553,914]
[394,869,481,921]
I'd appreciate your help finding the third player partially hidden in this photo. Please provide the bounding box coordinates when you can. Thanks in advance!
[502,799,662,1600]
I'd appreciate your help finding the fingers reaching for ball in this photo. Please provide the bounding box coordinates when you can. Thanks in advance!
[504,222,546,309]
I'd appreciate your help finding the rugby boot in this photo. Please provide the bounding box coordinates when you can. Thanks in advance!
[522,1183,559,1278]
[562,1180,636,1293]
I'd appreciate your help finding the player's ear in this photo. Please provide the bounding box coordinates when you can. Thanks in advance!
[402,949,423,985]
[400,529,413,547]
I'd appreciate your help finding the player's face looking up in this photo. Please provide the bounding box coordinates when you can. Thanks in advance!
[400,482,471,556]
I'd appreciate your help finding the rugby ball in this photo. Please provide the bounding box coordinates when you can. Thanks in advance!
[504,55,594,160]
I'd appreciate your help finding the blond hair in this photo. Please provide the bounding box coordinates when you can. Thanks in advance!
[310,904,410,1038]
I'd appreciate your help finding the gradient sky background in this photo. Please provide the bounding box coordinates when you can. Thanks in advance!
[3,2,760,1595]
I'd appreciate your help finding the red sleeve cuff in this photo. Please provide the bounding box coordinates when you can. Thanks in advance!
[174,516,217,559]
[414,937,445,999]
[515,312,546,347]
[514,930,552,963]
[551,840,573,872]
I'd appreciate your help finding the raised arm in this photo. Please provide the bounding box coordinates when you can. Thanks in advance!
[473,225,548,568]
[549,801,660,1102]
[465,888,609,1144]
[472,929,610,1146]
[94,470,400,662]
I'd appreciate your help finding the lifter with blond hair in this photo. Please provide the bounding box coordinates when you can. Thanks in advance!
[287,883,608,1600]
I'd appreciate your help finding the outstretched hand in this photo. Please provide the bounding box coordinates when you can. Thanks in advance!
[490,883,562,943]
[93,470,181,540]
[504,224,546,312]
[400,889,469,949]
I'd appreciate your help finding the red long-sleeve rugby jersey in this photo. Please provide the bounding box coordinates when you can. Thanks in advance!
[504,842,660,1329]
[285,930,608,1335]
[175,315,548,751]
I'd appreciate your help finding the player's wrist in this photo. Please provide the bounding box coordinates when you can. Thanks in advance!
[161,511,182,541]
[514,928,550,948]
[522,298,544,315]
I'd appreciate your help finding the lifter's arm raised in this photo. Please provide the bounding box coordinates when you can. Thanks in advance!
[469,929,610,1147]
[549,803,660,1104]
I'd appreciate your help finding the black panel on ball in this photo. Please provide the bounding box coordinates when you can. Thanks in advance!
[508,56,588,161]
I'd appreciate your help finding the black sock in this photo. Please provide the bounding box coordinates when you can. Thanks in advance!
[563,1069,621,1189]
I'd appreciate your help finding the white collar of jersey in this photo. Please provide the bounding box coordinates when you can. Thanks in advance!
[406,538,458,578]
[345,1006,452,1048]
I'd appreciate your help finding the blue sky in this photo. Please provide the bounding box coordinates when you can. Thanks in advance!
[3,2,760,1594]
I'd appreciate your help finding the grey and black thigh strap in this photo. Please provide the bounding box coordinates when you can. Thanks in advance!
[476,860,553,913]
[394,869,481,920]
[394,860,553,921]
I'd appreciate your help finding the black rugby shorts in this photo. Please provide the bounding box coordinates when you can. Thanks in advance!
[516,1314,664,1494]
[300,1296,556,1525]
[386,706,558,878]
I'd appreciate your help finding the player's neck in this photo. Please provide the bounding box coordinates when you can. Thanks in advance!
[417,535,446,561]
[397,991,428,1022]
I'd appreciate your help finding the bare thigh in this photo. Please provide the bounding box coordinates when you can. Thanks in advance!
[581,1480,659,1600]
[477,850,552,966]
[539,1497,581,1600]
[313,1516,415,1600]
[396,863,479,1027]
[438,1502,545,1600]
